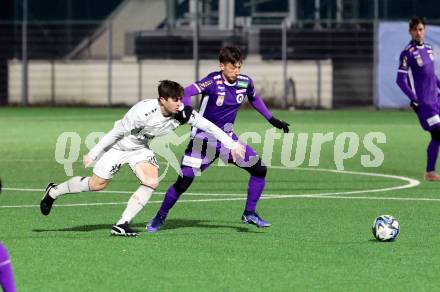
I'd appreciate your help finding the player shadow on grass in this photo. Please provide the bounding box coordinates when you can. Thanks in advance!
[32,219,261,233]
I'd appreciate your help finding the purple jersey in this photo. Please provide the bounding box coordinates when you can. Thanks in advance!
[397,41,440,106]
[191,72,255,132]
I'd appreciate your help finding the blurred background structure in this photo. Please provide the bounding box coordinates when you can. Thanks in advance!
[1,0,440,108]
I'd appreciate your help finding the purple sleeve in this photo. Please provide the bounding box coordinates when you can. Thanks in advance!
[246,77,272,120]
[182,84,199,106]
[396,50,417,102]
[396,73,417,102]
[250,94,273,120]
[182,76,215,106]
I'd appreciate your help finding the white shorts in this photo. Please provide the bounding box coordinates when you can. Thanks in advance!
[93,147,159,180]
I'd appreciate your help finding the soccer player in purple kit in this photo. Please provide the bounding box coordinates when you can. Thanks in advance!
[396,17,440,181]
[0,242,16,292]
[147,46,290,232]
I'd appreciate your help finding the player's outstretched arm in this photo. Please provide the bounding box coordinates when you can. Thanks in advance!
[268,116,290,133]
[187,111,245,161]
[182,84,200,107]
[84,125,127,167]
[249,94,290,133]
[84,110,138,167]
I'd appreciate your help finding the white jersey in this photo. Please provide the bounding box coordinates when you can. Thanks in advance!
[89,99,237,160]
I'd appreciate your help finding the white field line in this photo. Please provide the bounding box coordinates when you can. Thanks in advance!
[0,167,422,208]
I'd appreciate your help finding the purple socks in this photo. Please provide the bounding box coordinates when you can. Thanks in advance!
[427,139,440,172]
[245,176,266,213]
[157,185,180,218]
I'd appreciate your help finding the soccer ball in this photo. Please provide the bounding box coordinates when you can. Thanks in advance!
[372,215,400,241]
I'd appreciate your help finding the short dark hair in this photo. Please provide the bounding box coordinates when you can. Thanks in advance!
[219,46,243,65]
[409,17,426,30]
[158,80,184,100]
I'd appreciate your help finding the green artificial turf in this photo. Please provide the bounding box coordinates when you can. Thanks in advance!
[0,107,438,291]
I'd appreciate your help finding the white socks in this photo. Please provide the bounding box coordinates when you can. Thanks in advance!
[117,185,154,225]
[49,176,91,199]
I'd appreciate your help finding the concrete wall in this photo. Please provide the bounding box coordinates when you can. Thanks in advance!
[68,0,166,59]
[8,58,333,108]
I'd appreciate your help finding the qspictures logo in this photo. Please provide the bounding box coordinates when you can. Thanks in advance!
[53,126,386,181]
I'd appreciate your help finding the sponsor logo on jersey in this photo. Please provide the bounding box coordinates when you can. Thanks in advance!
[145,108,157,116]
[237,81,248,88]
[213,75,221,80]
[216,95,225,106]
[217,86,225,90]
[415,54,424,66]
[236,93,245,104]
[237,75,249,80]
[198,80,213,90]
[216,80,223,85]
[218,91,225,95]
[236,88,247,93]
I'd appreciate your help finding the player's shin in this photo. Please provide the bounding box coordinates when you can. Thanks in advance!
[50,176,91,199]
[157,185,180,218]
[157,174,194,217]
[116,185,154,225]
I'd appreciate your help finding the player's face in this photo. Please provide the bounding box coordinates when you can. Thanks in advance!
[160,96,181,116]
[220,62,241,83]
[410,23,425,43]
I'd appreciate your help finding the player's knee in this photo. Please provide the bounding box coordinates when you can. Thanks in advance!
[430,127,440,141]
[89,176,108,191]
[174,176,194,194]
[249,162,267,178]
[139,177,159,189]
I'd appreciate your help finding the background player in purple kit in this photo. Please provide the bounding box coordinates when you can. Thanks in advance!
[396,17,440,181]
[0,242,16,292]
[147,46,290,232]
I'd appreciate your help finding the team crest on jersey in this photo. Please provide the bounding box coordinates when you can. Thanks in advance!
[216,95,225,106]
[415,54,424,66]
[237,81,248,88]
[236,93,245,104]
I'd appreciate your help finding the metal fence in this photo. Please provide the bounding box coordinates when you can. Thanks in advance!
[3,18,379,108]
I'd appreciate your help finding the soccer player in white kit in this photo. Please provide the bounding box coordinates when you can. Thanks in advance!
[40,80,245,236]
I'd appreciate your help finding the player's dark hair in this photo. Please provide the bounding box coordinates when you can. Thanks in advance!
[158,80,184,100]
[219,46,243,65]
[409,17,426,30]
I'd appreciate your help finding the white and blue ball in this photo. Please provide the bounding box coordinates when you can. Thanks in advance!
[372,215,399,241]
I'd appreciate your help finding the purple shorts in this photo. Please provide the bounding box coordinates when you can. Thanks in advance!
[417,103,440,131]
[180,132,260,177]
